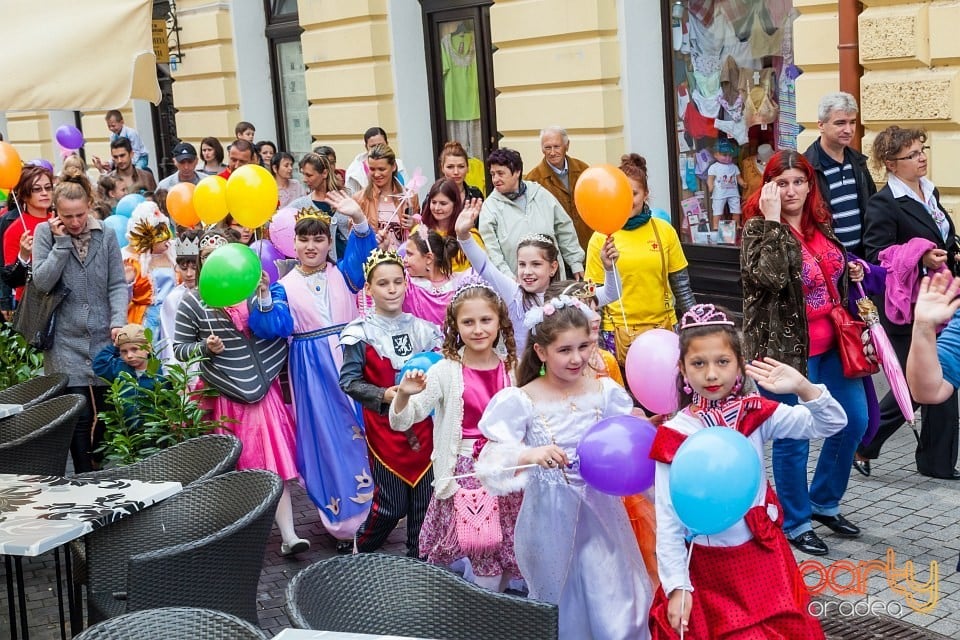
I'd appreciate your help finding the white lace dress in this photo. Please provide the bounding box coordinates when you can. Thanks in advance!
[477,378,653,640]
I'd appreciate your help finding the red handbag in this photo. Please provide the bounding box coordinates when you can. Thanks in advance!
[825,272,879,379]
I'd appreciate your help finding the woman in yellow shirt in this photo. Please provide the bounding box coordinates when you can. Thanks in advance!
[585,153,696,367]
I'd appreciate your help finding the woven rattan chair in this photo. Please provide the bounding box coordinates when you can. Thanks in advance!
[0,373,68,408]
[73,434,242,484]
[69,434,243,588]
[0,394,84,475]
[85,470,282,625]
[73,607,268,639]
[286,554,560,639]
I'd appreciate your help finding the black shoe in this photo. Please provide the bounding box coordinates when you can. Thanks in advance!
[811,513,861,537]
[336,539,354,554]
[852,458,871,477]
[788,530,828,556]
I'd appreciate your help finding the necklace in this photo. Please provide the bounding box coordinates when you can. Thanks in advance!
[297,264,328,276]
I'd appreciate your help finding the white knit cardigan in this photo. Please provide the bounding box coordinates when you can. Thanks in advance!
[389,357,513,500]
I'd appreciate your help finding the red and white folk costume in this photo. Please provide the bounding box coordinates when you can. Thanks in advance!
[648,390,845,639]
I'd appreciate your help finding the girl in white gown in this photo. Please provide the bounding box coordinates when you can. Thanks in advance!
[477,295,653,640]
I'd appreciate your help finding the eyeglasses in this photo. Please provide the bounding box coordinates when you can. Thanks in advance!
[774,178,808,190]
[31,184,54,194]
[893,146,930,161]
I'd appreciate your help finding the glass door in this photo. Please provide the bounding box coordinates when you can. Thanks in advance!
[422,2,496,192]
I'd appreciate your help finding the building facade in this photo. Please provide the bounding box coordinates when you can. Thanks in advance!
[3,0,957,306]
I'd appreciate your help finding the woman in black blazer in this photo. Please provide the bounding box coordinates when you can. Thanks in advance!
[857,126,960,479]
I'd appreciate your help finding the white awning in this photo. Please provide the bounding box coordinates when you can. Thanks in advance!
[0,0,160,111]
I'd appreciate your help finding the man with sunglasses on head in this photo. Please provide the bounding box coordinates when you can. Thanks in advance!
[803,92,876,257]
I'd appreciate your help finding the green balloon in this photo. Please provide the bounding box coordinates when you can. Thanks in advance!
[198,243,261,308]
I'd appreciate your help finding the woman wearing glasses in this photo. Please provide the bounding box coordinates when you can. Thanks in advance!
[741,149,883,557]
[1,165,55,302]
[856,127,959,479]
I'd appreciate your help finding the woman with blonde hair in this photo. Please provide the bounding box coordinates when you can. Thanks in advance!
[353,144,418,251]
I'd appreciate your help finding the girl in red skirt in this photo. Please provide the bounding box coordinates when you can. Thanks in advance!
[649,304,845,638]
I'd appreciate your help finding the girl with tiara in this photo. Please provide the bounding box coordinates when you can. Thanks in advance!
[648,304,843,638]
[124,201,177,342]
[477,296,653,639]
[250,195,377,551]
[454,198,621,352]
[339,248,442,557]
[172,228,308,556]
[389,279,522,591]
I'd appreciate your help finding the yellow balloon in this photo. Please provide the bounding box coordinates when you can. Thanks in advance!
[226,164,279,229]
[193,175,229,225]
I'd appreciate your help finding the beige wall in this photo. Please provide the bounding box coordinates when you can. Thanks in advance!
[858,0,960,214]
[490,0,624,165]
[4,112,54,162]
[300,0,399,158]
[169,0,240,148]
[792,0,841,153]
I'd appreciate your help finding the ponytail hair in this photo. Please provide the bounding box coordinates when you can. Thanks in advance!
[408,229,458,279]
[54,163,94,207]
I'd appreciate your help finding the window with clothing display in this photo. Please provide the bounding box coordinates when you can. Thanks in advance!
[665,0,799,248]
[422,0,497,191]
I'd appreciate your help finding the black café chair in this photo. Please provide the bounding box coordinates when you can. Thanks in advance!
[85,470,282,625]
[0,373,69,409]
[73,606,268,639]
[286,553,560,640]
[0,394,84,475]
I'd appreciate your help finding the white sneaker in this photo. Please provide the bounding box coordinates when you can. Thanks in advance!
[280,538,310,556]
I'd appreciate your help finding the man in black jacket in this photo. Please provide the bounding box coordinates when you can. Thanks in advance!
[803,92,877,257]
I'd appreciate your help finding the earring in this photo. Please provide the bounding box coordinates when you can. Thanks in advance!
[539,362,546,377]
[682,378,692,394]
[731,374,743,395]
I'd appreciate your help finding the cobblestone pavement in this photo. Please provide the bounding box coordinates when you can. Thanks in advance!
[3,407,958,638]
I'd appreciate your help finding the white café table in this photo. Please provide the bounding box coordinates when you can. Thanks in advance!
[272,632,432,640]
[0,473,182,639]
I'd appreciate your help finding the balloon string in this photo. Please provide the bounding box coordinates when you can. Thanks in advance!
[434,463,541,483]
[613,256,628,330]
[679,541,695,640]
[10,190,26,230]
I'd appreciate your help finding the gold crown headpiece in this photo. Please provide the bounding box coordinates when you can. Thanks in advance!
[561,279,597,301]
[362,248,403,280]
[295,206,332,226]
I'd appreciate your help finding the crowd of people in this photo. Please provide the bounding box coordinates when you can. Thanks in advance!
[1,89,958,639]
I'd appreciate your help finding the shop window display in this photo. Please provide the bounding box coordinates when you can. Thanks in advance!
[667,0,799,247]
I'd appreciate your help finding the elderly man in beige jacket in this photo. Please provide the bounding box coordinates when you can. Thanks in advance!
[525,126,592,250]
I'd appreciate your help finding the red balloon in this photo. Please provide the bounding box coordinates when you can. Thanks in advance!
[574,165,633,235]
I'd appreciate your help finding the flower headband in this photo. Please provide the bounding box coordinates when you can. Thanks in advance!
[679,304,734,330]
[523,295,594,334]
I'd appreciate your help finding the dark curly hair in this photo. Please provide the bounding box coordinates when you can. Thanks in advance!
[486,148,523,175]
[441,285,516,373]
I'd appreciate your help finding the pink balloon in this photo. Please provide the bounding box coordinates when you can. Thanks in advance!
[625,328,680,415]
[269,207,297,258]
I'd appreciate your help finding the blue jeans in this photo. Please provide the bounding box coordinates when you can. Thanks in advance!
[765,349,868,538]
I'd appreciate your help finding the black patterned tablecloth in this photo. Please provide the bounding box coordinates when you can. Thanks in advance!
[0,474,181,556]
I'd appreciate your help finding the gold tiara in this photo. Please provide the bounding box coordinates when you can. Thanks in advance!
[295,206,332,226]
[362,248,403,280]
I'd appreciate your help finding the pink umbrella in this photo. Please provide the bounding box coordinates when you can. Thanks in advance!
[855,283,915,427]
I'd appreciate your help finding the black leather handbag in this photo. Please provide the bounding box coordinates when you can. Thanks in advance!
[12,274,70,350]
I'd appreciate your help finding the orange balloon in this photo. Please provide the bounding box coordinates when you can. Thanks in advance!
[0,142,23,190]
[166,182,200,227]
[574,165,633,235]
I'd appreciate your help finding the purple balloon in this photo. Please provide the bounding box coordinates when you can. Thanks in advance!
[250,239,283,283]
[30,159,54,172]
[577,415,657,496]
[55,125,84,150]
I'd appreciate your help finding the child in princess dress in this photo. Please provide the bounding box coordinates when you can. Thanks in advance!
[477,296,653,640]
[648,304,844,638]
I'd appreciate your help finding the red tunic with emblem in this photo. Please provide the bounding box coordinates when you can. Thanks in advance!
[648,391,847,639]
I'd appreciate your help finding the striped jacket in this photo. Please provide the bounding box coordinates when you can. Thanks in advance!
[172,291,287,403]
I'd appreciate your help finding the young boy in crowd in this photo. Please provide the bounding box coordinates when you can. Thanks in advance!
[235,121,256,142]
[93,323,160,389]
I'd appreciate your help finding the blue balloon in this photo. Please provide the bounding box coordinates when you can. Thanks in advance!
[669,428,761,537]
[103,215,129,249]
[115,194,145,218]
[396,351,442,383]
[651,207,671,224]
